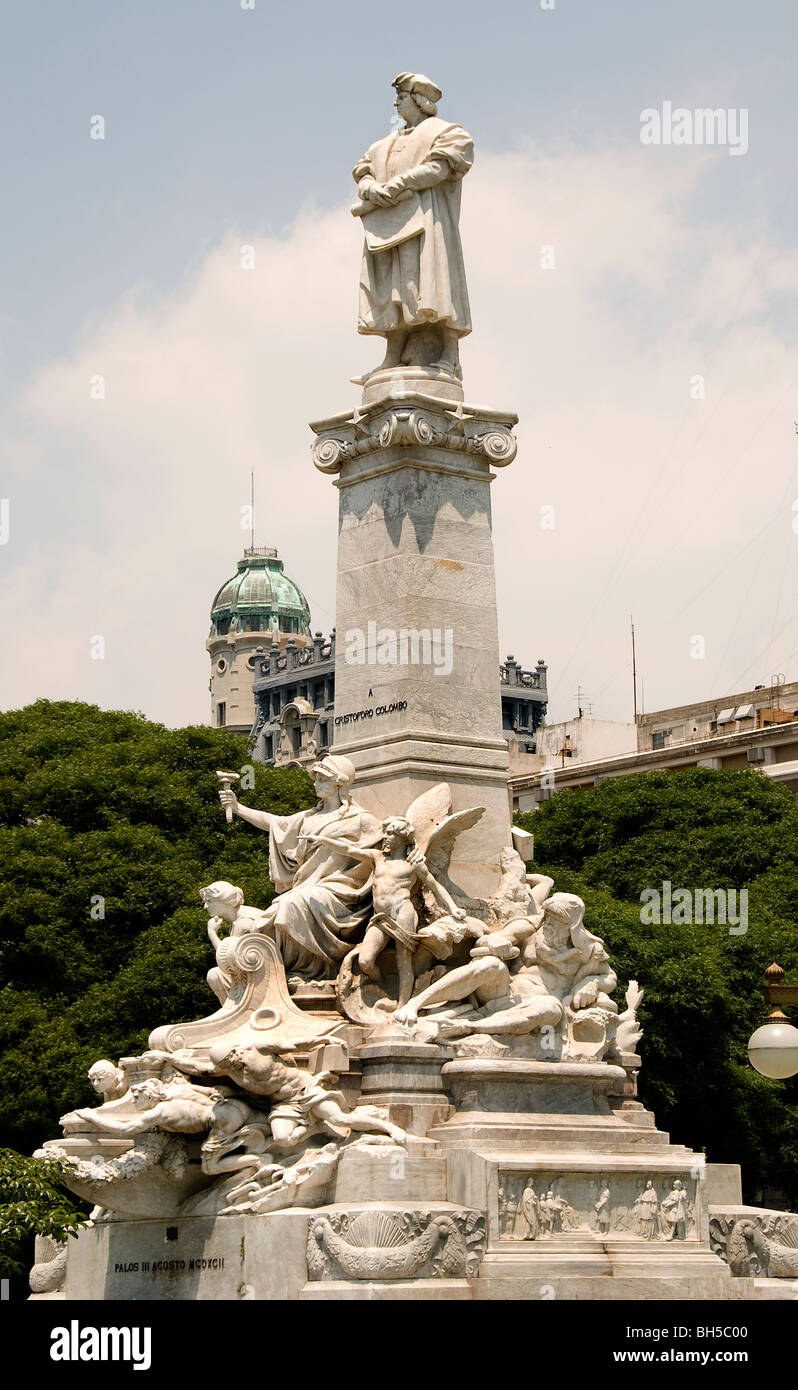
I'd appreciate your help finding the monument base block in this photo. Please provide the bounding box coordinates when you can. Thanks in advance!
[54,1047,788,1301]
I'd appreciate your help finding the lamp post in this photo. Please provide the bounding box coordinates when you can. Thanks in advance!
[747,963,798,1079]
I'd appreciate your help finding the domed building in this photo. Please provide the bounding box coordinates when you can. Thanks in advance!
[207,547,549,765]
[207,546,312,734]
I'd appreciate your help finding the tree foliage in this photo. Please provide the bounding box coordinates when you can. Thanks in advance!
[0,1148,89,1280]
[516,767,798,1203]
[0,700,315,1153]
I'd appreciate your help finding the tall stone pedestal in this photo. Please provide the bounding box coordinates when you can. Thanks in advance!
[311,382,518,898]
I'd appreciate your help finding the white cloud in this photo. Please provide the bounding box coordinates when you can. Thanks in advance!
[2,142,797,727]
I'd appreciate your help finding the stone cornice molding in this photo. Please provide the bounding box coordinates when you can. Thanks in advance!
[310,395,518,475]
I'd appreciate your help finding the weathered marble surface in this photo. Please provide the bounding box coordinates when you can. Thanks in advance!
[312,395,516,900]
[710,1205,798,1278]
[36,786,647,1241]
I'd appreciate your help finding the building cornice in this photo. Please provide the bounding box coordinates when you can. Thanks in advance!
[510,719,798,792]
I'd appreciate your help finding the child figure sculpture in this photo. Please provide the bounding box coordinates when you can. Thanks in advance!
[309,815,466,1007]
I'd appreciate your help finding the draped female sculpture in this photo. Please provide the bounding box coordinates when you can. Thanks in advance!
[219,754,382,979]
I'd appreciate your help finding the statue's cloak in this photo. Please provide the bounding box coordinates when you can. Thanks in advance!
[353,117,473,336]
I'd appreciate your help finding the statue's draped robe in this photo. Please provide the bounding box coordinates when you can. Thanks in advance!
[354,117,473,336]
[521,1186,539,1239]
[266,803,381,977]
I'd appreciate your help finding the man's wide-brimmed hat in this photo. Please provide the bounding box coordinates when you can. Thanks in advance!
[392,72,443,104]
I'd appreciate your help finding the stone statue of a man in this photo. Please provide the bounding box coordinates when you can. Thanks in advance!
[352,72,473,380]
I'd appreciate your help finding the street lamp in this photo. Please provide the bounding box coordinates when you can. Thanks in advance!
[747,962,798,1079]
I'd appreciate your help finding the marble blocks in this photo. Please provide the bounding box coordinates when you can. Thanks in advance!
[311,376,518,899]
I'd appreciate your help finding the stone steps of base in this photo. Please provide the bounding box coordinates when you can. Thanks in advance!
[753,1277,798,1299]
[470,1272,758,1301]
[428,1121,677,1154]
[300,1278,474,1300]
[480,1244,725,1278]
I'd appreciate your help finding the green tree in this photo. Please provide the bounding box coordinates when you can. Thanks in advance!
[516,767,798,1203]
[0,1148,89,1285]
[0,700,315,1153]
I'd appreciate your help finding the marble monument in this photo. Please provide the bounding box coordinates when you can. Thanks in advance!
[32,74,788,1303]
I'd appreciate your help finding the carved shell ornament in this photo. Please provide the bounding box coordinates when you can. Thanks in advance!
[306,1209,486,1281]
[309,1210,442,1279]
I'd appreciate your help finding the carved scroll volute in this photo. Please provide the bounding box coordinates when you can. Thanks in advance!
[148,935,283,1053]
[312,436,347,474]
[474,429,517,466]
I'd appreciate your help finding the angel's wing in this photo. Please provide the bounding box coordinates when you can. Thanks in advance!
[406,783,453,854]
[424,807,485,871]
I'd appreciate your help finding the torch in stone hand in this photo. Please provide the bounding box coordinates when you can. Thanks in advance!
[216,770,240,823]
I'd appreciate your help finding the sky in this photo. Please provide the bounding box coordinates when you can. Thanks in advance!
[1,0,797,728]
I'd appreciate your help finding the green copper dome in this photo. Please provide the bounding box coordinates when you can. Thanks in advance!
[209,548,312,639]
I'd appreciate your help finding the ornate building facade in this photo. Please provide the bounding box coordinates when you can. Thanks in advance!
[207,551,548,762]
[248,639,547,767]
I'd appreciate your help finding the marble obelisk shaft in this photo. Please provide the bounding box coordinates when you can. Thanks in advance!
[311,387,518,897]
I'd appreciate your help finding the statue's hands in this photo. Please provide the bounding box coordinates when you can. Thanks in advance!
[303,832,343,852]
[219,789,239,816]
[381,177,407,201]
[407,847,426,868]
[450,906,467,923]
[571,981,599,1010]
[367,182,395,207]
[479,932,511,952]
[470,933,519,962]
[60,1108,90,1130]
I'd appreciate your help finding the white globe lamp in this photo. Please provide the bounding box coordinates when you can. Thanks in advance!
[747,964,798,1080]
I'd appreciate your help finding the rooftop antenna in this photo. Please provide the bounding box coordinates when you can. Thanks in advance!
[250,468,255,551]
[770,673,786,709]
[631,616,638,723]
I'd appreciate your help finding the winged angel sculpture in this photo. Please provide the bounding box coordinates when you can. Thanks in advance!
[333,783,488,1024]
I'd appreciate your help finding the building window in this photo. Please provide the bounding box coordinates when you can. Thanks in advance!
[652,729,670,750]
[264,734,273,761]
[216,702,226,727]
